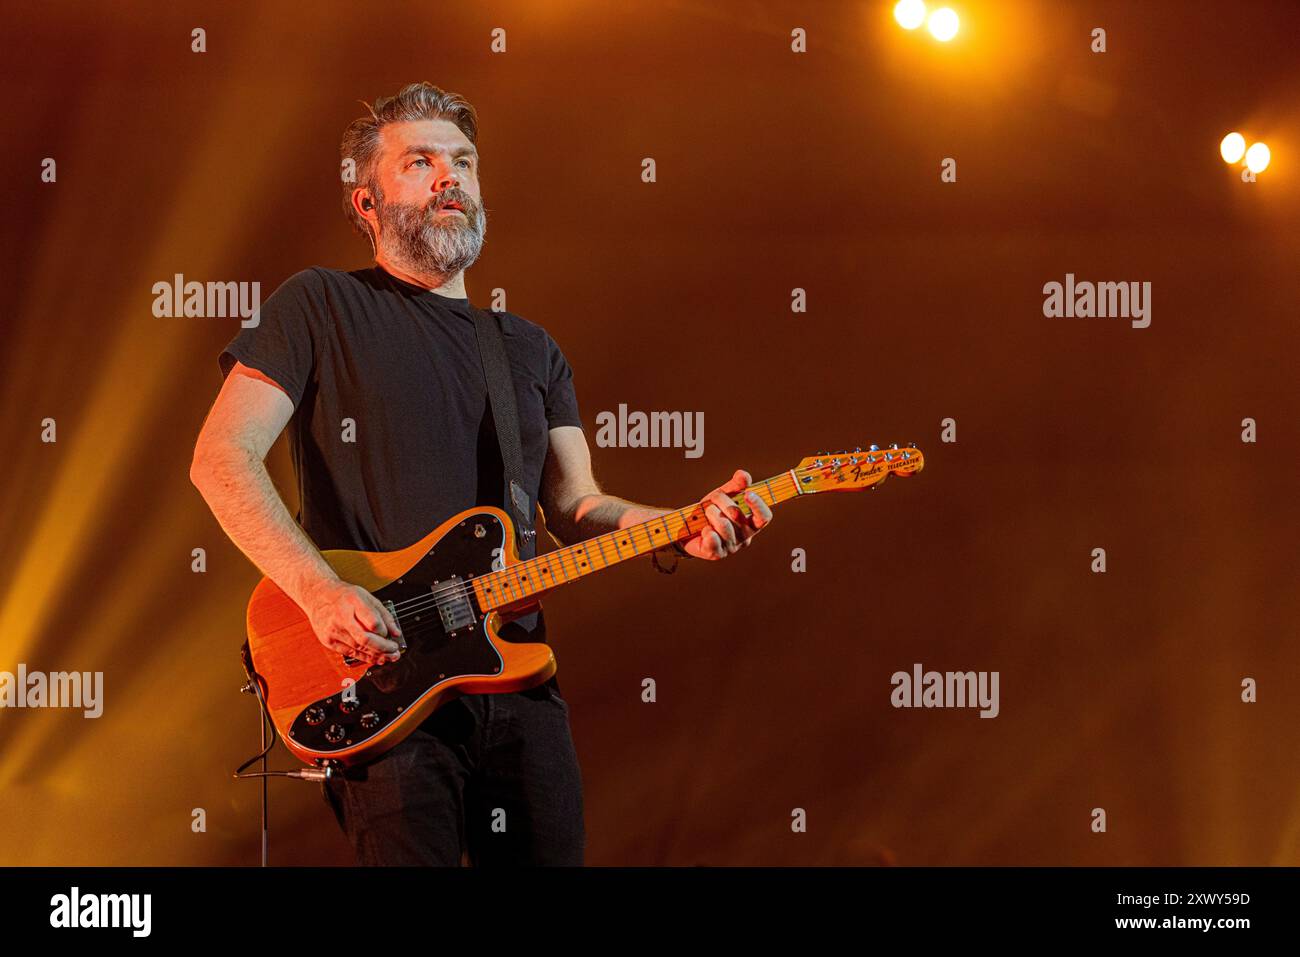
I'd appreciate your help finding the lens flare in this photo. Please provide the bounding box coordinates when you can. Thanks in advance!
[1219,132,1246,164]
[894,0,927,30]
[1245,142,1271,173]
[928,8,959,42]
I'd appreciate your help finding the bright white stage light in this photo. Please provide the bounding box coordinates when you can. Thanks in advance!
[894,0,927,30]
[928,7,959,41]
[1245,141,1271,174]
[1219,132,1246,164]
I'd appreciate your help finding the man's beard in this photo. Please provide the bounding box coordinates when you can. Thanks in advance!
[376,189,487,277]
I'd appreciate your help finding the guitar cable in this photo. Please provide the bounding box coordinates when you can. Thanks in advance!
[233,672,334,783]
[232,661,339,867]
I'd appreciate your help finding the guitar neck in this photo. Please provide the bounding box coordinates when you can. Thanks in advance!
[471,470,804,611]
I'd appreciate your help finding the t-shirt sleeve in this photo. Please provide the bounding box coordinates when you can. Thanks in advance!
[218,268,323,408]
[543,332,583,430]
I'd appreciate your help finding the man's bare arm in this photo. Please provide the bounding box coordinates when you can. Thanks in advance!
[537,430,661,539]
[539,425,772,559]
[189,362,400,665]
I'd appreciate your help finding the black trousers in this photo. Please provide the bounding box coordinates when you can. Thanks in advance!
[321,675,584,866]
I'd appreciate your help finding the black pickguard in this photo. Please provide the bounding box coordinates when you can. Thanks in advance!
[286,510,512,757]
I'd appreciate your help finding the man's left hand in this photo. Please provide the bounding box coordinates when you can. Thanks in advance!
[677,469,773,560]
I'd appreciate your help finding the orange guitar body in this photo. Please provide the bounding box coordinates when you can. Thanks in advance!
[244,505,556,768]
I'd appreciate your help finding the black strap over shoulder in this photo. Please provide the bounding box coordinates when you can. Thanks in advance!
[471,306,536,554]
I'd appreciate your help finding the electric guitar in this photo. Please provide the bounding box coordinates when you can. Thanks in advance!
[242,444,924,768]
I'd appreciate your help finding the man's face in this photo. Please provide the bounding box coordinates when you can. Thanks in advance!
[369,118,486,276]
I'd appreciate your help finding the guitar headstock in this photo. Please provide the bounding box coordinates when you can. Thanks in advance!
[793,443,924,493]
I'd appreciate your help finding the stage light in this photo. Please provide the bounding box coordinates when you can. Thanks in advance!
[1219,132,1246,164]
[927,7,959,41]
[1245,142,1271,173]
[894,0,927,30]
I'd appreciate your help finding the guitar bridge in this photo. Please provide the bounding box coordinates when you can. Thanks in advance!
[384,600,407,651]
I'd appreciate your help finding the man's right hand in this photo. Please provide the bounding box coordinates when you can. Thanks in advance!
[303,580,404,667]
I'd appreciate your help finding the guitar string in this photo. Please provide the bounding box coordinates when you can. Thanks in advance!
[379,455,912,624]
[381,457,909,626]
[383,471,802,622]
[390,481,785,616]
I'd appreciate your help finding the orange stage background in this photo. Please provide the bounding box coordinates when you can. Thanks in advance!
[2,0,1298,865]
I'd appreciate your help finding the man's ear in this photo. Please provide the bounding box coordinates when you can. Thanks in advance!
[352,188,379,253]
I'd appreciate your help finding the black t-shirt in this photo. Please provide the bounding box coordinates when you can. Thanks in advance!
[218,264,583,640]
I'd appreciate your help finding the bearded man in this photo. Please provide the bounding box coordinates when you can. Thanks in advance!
[189,82,772,866]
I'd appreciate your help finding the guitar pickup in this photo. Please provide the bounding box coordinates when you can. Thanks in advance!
[435,575,476,633]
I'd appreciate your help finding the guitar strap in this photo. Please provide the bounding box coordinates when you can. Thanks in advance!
[471,306,536,555]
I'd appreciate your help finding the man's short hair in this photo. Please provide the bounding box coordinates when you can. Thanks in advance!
[339,82,479,243]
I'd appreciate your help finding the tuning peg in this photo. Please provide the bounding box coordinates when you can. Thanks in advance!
[853,446,861,453]
[869,444,879,452]
[889,443,899,450]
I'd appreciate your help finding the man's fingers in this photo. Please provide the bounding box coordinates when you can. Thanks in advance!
[355,594,403,648]
[708,489,745,525]
[704,502,739,554]
[357,630,401,657]
[345,604,401,657]
[324,636,355,657]
[326,629,389,665]
[372,596,403,640]
[709,489,759,550]
[715,468,752,495]
[356,592,402,660]
[352,601,386,637]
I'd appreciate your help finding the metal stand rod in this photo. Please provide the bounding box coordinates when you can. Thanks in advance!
[239,660,335,867]
[260,691,268,868]
[241,673,272,867]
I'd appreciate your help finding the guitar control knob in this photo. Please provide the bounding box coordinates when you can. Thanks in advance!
[360,711,381,730]
[324,724,347,744]
[339,694,361,714]
[304,705,327,726]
